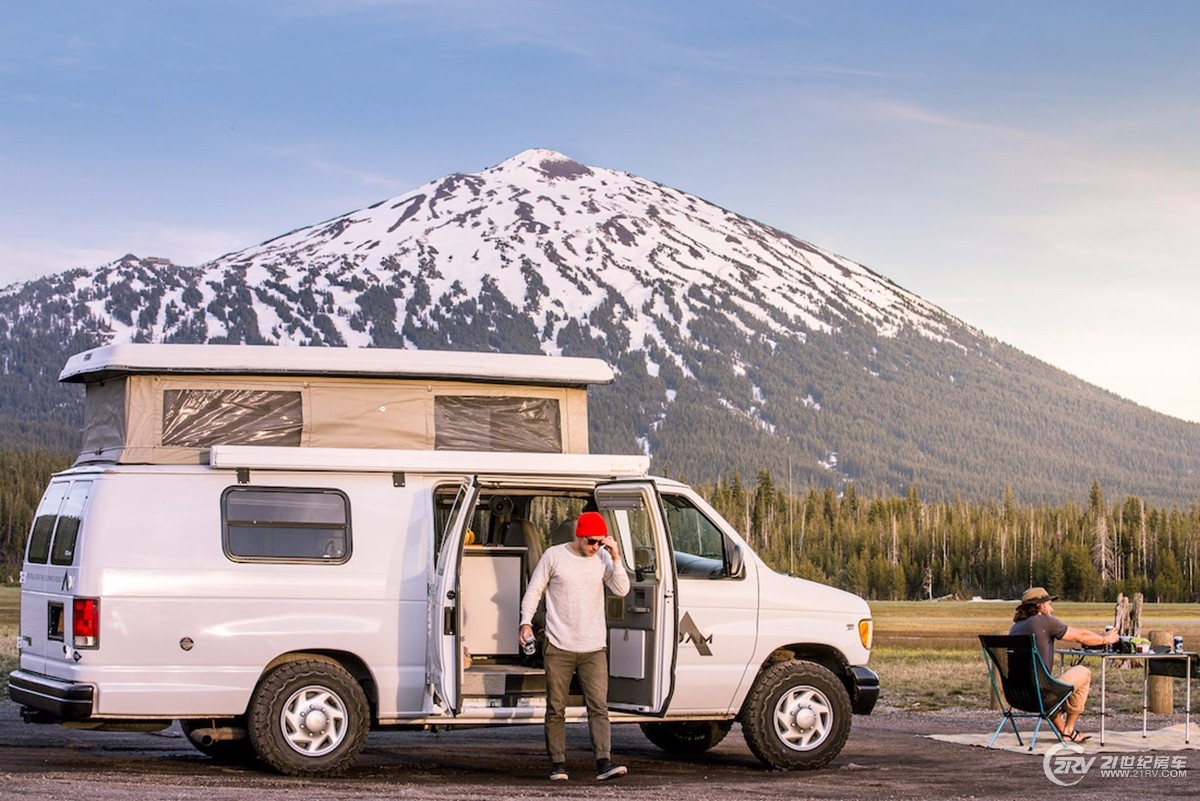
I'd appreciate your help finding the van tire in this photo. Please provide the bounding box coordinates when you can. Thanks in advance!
[640,720,733,754]
[248,658,370,777]
[738,660,851,770]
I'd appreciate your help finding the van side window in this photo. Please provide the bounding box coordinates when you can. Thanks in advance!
[662,494,734,579]
[27,483,69,565]
[222,487,351,563]
[49,481,92,565]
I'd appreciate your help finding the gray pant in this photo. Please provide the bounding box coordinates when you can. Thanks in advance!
[542,642,610,763]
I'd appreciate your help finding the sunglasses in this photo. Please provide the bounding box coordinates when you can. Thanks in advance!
[584,537,605,546]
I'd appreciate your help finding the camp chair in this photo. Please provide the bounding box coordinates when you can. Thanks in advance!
[979,634,1075,750]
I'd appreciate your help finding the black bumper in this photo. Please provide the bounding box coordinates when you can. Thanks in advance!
[8,669,95,721]
[850,665,879,714]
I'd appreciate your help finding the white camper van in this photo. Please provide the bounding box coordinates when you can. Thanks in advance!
[10,344,878,777]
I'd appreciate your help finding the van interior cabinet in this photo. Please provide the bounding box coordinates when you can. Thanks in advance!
[460,547,525,657]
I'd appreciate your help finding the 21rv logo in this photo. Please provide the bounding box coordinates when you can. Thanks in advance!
[1044,742,1188,786]
[1043,742,1092,786]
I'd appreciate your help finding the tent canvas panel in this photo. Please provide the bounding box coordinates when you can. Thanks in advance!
[74,374,590,465]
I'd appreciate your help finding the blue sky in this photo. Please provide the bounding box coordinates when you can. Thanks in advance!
[3,1,1199,423]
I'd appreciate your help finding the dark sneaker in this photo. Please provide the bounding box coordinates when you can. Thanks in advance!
[596,759,627,780]
[549,763,569,781]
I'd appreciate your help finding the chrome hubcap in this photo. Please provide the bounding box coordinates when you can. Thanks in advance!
[773,685,832,751]
[280,685,347,756]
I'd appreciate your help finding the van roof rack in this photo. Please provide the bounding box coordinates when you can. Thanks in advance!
[209,445,651,477]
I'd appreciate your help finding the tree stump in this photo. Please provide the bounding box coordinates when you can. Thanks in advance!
[1148,630,1174,714]
[987,674,1001,710]
[1114,594,1130,635]
[1113,593,1145,671]
[1113,592,1143,637]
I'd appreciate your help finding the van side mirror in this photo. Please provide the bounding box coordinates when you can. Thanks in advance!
[727,542,744,579]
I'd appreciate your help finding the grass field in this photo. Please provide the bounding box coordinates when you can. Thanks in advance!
[1,586,17,696]
[1,589,1196,712]
[871,600,1200,712]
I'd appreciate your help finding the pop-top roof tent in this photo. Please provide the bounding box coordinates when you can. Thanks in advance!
[62,344,614,466]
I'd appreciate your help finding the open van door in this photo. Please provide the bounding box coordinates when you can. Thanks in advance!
[427,476,479,715]
[594,481,677,714]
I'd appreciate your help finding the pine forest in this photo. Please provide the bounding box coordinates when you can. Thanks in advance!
[1,450,1196,601]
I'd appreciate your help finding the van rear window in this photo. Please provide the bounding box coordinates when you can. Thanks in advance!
[50,483,91,565]
[27,484,68,564]
[26,481,92,566]
[222,487,350,563]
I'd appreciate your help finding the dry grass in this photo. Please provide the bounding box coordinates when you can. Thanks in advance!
[1,586,18,696]
[870,600,1200,712]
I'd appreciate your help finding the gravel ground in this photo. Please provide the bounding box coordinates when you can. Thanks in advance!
[0,699,1195,801]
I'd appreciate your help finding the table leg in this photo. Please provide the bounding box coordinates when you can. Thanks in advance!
[1142,659,1148,739]
[1100,657,1106,746]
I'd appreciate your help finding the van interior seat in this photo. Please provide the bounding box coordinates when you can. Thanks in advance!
[504,518,543,577]
[550,519,576,546]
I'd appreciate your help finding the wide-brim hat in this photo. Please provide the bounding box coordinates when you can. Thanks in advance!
[1020,587,1057,604]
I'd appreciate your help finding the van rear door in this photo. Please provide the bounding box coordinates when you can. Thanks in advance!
[427,476,478,715]
[18,479,92,674]
[594,481,677,714]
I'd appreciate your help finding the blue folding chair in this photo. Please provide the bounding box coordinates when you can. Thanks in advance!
[979,634,1074,750]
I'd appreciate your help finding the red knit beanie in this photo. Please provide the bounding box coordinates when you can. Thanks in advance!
[575,511,607,539]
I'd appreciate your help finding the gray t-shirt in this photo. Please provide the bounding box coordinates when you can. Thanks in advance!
[1010,614,1068,668]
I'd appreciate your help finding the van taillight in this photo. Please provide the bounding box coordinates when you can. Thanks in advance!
[73,598,99,648]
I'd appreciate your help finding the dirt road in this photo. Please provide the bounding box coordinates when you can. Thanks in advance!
[0,699,1192,800]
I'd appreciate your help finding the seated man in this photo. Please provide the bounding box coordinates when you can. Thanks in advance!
[1009,587,1119,742]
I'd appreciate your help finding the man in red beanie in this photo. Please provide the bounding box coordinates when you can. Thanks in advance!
[519,510,630,782]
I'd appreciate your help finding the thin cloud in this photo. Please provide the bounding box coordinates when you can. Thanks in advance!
[270,145,408,193]
[869,100,1042,142]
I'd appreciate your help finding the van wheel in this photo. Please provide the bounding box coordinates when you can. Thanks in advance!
[640,720,732,754]
[179,718,257,764]
[739,660,851,770]
[248,659,370,777]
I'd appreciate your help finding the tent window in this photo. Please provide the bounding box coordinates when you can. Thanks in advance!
[434,396,562,453]
[162,389,302,447]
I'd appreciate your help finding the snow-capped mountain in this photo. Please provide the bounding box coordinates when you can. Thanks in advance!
[2,150,1198,505]
[75,149,973,353]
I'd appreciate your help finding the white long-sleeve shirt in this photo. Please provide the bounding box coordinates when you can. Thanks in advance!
[520,542,630,653]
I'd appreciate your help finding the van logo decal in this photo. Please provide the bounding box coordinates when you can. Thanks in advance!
[678,612,713,656]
